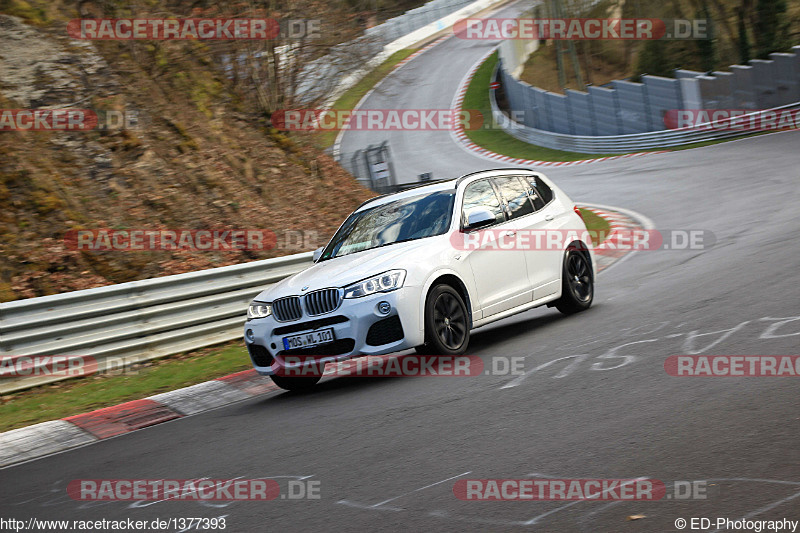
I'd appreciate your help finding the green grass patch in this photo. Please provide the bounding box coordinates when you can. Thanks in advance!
[464,52,774,161]
[317,48,416,148]
[0,0,49,24]
[0,342,252,433]
[462,52,613,162]
[579,207,612,245]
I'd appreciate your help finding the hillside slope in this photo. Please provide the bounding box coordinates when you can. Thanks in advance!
[0,7,376,302]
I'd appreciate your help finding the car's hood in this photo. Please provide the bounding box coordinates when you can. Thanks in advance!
[254,239,436,301]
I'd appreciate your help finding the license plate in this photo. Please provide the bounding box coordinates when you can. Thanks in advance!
[283,328,335,350]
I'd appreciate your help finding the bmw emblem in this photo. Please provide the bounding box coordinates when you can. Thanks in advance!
[302,286,309,291]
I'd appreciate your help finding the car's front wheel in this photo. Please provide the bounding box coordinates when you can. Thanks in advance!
[420,284,470,355]
[269,373,321,391]
[554,245,594,315]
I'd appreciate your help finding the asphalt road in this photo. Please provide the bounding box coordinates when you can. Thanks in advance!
[337,2,527,183]
[3,3,800,531]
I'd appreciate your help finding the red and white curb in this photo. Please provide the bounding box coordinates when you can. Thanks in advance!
[581,206,643,272]
[579,202,655,273]
[449,48,669,167]
[0,420,96,467]
[0,206,652,468]
[0,369,279,468]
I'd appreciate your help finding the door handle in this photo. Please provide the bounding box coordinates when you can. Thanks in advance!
[545,214,554,221]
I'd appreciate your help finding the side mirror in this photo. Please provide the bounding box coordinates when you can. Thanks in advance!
[312,247,324,262]
[463,208,496,231]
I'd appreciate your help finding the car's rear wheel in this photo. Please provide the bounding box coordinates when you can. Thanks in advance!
[269,373,321,391]
[554,245,593,315]
[420,284,470,355]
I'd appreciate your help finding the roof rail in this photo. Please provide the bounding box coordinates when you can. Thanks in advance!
[454,168,537,187]
[355,194,390,211]
[356,179,457,210]
[395,178,456,192]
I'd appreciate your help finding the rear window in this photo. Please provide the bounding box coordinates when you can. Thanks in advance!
[532,176,554,204]
[493,176,534,220]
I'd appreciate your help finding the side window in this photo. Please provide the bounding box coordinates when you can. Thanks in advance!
[493,176,534,220]
[521,177,545,210]
[533,176,554,204]
[462,179,505,225]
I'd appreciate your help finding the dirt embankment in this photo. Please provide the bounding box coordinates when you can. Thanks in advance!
[0,10,375,302]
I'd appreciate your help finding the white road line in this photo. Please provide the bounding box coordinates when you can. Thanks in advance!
[523,477,648,525]
[500,354,590,389]
[578,202,655,230]
[371,471,472,508]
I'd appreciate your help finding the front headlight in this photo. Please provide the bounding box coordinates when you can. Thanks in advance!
[343,270,406,299]
[247,302,272,319]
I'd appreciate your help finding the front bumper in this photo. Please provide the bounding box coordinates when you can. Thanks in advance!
[243,287,425,375]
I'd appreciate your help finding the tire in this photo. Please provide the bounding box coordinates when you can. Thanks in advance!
[554,245,594,315]
[269,373,321,391]
[422,284,470,355]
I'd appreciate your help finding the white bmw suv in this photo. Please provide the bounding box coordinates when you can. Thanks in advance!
[244,169,596,390]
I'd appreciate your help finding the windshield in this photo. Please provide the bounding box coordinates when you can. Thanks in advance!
[320,191,455,260]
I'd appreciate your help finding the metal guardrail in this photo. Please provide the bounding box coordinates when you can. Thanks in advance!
[491,65,800,154]
[0,0,503,394]
[0,253,313,393]
[366,0,474,44]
